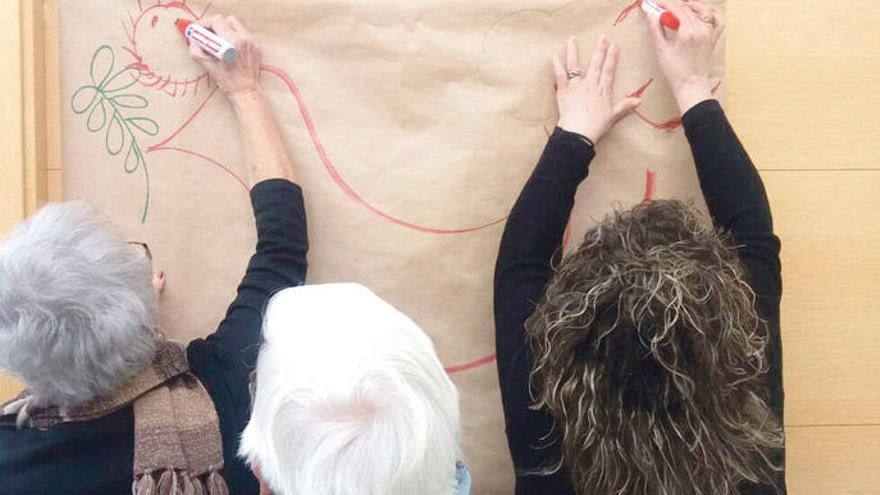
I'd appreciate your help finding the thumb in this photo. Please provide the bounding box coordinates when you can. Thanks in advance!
[613,97,642,121]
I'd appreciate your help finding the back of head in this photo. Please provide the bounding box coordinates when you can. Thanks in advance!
[240,283,461,495]
[0,202,158,408]
[527,200,783,494]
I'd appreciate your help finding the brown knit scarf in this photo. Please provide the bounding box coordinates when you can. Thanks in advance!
[0,341,229,495]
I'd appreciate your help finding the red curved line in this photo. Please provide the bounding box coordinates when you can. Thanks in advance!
[147,87,219,152]
[444,353,497,374]
[628,78,655,99]
[125,1,209,97]
[260,64,508,235]
[642,168,657,203]
[627,79,723,131]
[634,110,683,130]
[150,146,250,192]
[614,0,643,26]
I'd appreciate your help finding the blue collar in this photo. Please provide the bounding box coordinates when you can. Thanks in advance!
[455,461,472,495]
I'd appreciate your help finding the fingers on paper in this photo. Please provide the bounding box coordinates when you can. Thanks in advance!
[552,52,568,89]
[586,35,609,84]
[565,36,580,72]
[599,43,619,94]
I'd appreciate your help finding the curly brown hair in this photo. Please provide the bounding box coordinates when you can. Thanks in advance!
[526,200,783,495]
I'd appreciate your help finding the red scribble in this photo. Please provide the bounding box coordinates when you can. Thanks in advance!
[123,1,211,98]
[260,64,507,234]
[614,0,643,26]
[642,168,656,204]
[444,353,497,374]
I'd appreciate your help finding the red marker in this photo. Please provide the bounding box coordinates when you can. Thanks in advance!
[175,19,238,63]
[641,0,681,31]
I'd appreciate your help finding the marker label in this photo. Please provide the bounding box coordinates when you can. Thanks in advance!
[175,19,238,63]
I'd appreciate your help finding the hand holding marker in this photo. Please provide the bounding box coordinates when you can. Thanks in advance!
[175,18,238,63]
[641,0,681,31]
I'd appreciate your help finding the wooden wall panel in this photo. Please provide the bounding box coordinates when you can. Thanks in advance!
[787,426,880,494]
[0,0,61,407]
[762,172,880,426]
[726,0,880,171]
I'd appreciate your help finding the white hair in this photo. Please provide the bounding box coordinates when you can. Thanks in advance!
[0,202,158,408]
[240,283,462,495]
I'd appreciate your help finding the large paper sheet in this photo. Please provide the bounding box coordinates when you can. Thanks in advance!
[60,1,724,491]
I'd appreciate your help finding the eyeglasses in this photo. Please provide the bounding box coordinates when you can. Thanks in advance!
[127,241,153,262]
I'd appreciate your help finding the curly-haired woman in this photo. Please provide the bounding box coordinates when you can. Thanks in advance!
[494,3,785,494]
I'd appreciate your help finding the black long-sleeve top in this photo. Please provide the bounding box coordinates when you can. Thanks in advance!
[0,179,308,495]
[494,100,785,494]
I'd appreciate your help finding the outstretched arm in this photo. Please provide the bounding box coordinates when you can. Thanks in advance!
[645,1,781,333]
[494,36,639,492]
[186,15,306,373]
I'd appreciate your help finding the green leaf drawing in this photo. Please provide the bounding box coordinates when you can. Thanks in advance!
[71,45,159,224]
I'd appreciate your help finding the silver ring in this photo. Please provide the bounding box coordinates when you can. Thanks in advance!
[566,69,582,80]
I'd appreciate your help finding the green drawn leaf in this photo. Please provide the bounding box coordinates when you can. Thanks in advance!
[110,94,148,109]
[124,141,144,173]
[71,86,100,114]
[106,111,126,155]
[86,99,107,132]
[127,117,159,136]
[90,45,115,87]
[103,66,141,94]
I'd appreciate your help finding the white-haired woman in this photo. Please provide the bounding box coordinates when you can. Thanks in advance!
[0,15,306,495]
[240,283,471,495]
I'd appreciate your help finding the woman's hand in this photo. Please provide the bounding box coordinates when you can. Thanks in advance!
[554,36,641,144]
[188,15,262,103]
[645,1,725,114]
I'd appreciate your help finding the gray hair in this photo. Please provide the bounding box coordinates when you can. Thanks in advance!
[527,200,783,495]
[0,202,158,408]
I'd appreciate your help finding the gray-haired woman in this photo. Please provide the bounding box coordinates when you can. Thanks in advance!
[0,15,307,495]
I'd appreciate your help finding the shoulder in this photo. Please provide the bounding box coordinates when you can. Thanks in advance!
[0,407,134,493]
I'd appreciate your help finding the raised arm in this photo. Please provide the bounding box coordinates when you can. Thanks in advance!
[645,2,780,299]
[494,36,639,491]
[185,16,306,370]
[646,6,785,491]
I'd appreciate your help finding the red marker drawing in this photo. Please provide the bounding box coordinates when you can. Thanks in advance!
[175,19,238,63]
[641,0,681,31]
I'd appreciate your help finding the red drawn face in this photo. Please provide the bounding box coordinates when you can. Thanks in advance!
[122,1,210,97]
